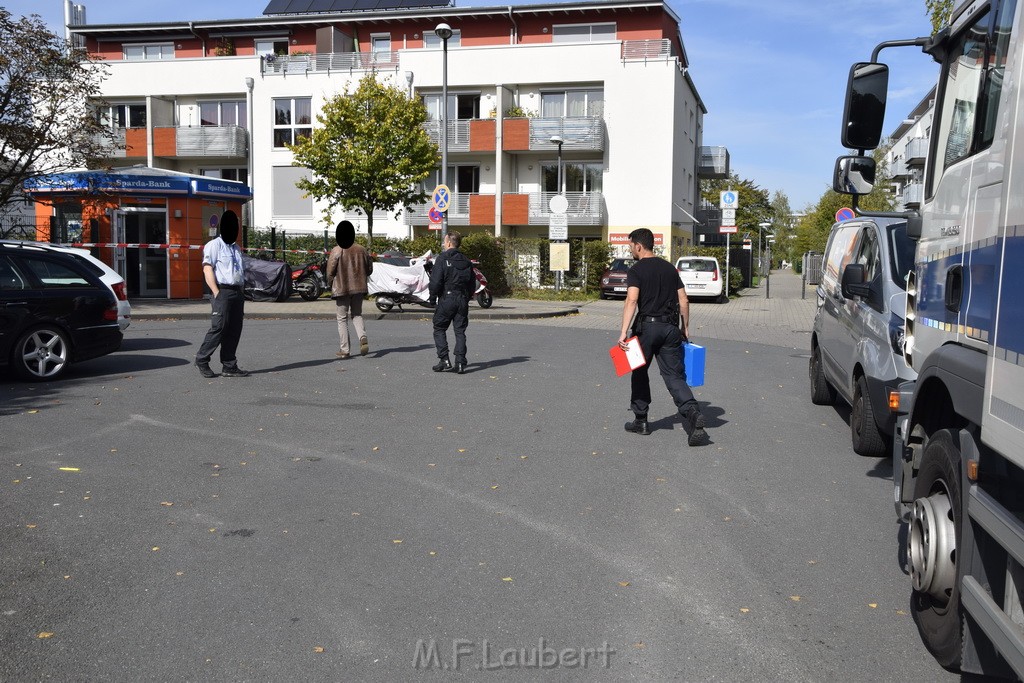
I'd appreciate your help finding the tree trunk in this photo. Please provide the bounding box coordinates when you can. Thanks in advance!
[366,208,374,250]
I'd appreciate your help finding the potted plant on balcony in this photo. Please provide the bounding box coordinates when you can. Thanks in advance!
[504,105,535,118]
[215,37,235,56]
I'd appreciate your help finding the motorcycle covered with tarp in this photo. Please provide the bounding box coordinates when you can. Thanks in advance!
[242,255,291,302]
[368,251,435,312]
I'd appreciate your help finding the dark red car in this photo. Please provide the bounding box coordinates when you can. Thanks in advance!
[599,258,635,299]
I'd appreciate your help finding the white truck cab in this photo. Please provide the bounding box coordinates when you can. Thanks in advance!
[833,0,1024,677]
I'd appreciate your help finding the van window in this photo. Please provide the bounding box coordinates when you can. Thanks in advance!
[823,224,860,289]
[887,222,915,290]
[856,227,882,283]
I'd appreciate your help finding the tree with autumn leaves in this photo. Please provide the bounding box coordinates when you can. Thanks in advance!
[289,73,438,245]
[0,9,118,238]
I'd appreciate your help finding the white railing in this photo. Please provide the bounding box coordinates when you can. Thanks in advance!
[173,126,248,157]
[621,39,672,62]
[261,51,399,75]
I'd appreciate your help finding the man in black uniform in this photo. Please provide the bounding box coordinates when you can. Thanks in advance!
[428,231,475,374]
[617,228,708,445]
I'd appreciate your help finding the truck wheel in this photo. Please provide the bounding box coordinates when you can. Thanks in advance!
[909,429,962,671]
[851,375,887,457]
[809,345,837,405]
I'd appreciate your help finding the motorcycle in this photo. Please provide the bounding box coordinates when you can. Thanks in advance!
[290,259,327,301]
[368,252,493,312]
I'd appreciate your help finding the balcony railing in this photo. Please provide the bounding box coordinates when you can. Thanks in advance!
[621,39,672,62]
[903,182,924,207]
[889,157,908,179]
[423,120,473,152]
[526,191,604,226]
[261,51,399,75]
[906,137,928,165]
[173,126,248,157]
[699,146,729,178]
[406,191,604,226]
[527,117,605,151]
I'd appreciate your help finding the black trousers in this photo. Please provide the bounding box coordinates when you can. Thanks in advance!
[630,321,697,418]
[433,294,469,363]
[196,287,244,368]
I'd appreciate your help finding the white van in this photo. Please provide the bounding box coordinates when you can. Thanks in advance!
[809,218,915,456]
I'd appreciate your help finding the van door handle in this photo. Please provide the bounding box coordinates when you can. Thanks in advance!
[5,301,28,307]
[945,266,963,313]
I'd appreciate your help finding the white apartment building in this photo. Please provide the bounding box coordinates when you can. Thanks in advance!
[69,0,710,259]
[886,87,935,212]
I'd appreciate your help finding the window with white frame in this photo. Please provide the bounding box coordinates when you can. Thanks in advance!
[272,166,312,217]
[423,29,462,48]
[201,168,248,185]
[370,34,392,54]
[551,23,615,43]
[540,89,604,117]
[199,101,248,128]
[421,92,480,120]
[123,43,174,61]
[542,161,603,194]
[97,103,147,129]
[272,97,312,147]
[255,38,289,57]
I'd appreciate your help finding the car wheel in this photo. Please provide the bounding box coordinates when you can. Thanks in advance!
[13,326,71,381]
[851,375,887,457]
[809,344,837,405]
[909,429,962,671]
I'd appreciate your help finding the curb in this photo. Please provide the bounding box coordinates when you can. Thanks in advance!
[129,303,581,322]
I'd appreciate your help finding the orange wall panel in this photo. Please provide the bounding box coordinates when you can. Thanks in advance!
[503,194,529,225]
[469,194,495,225]
[470,119,496,152]
[125,129,147,157]
[502,119,530,151]
[153,127,176,157]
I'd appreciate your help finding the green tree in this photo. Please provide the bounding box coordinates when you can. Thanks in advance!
[926,0,955,33]
[289,73,438,244]
[701,173,773,230]
[0,9,117,238]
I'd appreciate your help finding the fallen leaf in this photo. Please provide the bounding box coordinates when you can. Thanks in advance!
[27,410,38,414]
[58,467,79,472]
[160,502,174,507]
[392,539,403,544]
[790,596,801,602]
[633,642,645,649]
[808,560,818,565]
[618,581,631,587]
[176,572,184,576]
[502,577,513,582]
[458,449,467,453]
[351,512,360,516]
[372,446,380,451]
[313,647,325,653]
[429,551,437,556]
[37,632,54,639]
[25,524,36,529]
[740,608,750,613]
[868,603,878,609]
[895,609,907,615]
[152,547,160,552]
[490,485,499,490]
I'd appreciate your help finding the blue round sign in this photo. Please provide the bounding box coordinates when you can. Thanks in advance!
[835,207,855,222]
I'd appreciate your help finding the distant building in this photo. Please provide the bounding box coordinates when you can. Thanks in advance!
[886,87,935,212]
[66,0,723,268]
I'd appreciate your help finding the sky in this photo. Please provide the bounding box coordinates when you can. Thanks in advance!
[8,0,939,212]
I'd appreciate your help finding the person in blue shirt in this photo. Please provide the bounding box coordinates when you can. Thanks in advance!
[195,210,249,378]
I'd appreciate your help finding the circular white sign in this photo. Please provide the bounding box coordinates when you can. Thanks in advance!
[549,194,569,214]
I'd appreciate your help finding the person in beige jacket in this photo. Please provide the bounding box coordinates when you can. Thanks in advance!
[326,220,374,358]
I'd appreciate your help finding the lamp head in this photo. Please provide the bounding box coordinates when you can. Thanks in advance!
[434,23,453,40]
[549,135,563,146]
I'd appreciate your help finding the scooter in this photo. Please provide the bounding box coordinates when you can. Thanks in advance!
[290,260,327,301]
[369,252,493,311]
[470,261,493,308]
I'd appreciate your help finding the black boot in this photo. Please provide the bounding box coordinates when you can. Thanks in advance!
[432,358,452,372]
[624,416,650,435]
[454,361,466,374]
[685,409,708,446]
[195,360,217,378]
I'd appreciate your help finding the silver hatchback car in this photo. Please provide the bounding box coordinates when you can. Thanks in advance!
[809,217,916,457]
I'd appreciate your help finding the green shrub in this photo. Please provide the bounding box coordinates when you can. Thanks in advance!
[729,267,743,293]
[461,232,510,295]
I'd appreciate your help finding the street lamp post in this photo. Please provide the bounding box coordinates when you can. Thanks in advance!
[766,236,775,299]
[757,221,770,287]
[435,22,453,242]
[549,135,565,293]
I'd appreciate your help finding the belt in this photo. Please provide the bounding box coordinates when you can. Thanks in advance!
[643,315,676,323]
[218,283,242,290]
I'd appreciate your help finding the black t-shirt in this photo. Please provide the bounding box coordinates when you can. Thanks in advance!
[626,256,683,317]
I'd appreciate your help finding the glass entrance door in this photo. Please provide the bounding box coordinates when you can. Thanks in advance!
[124,211,168,297]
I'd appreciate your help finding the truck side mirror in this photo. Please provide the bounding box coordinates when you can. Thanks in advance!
[833,156,876,195]
[841,62,889,150]
[841,263,872,299]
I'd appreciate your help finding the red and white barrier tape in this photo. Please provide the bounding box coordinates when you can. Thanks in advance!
[68,242,328,255]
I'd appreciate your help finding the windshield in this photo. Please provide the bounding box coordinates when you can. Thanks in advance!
[608,259,634,271]
[887,222,914,290]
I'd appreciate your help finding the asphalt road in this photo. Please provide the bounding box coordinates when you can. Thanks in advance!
[0,309,956,681]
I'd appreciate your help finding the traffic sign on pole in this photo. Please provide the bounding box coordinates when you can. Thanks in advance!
[720,191,739,210]
[835,207,855,222]
[432,185,451,212]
